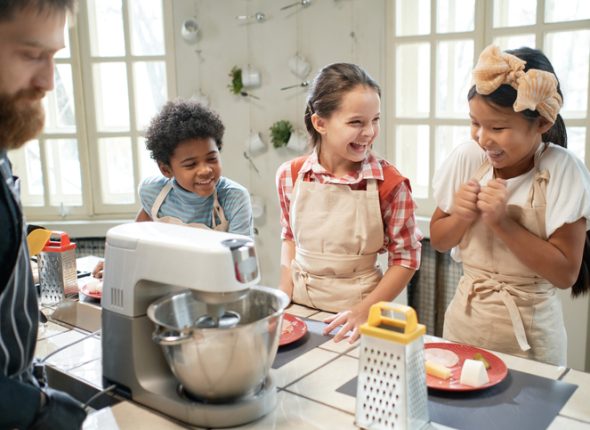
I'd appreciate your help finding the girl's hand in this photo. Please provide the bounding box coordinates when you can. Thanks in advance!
[477,178,508,226]
[452,180,481,222]
[91,260,104,279]
[322,303,369,344]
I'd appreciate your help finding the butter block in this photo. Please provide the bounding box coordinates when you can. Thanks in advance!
[425,359,452,380]
[460,359,489,387]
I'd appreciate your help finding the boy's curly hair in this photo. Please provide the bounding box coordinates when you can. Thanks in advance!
[145,99,225,165]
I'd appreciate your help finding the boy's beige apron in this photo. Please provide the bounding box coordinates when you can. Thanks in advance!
[443,153,566,366]
[289,173,384,313]
[150,181,229,231]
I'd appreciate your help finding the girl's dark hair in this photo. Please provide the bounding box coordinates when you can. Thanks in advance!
[467,47,567,149]
[469,47,588,297]
[305,63,381,147]
[145,99,224,166]
[575,236,590,298]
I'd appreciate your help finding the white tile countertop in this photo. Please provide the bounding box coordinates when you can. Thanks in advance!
[35,303,590,430]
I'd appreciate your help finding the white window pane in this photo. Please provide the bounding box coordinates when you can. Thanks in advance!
[396,43,430,118]
[134,61,167,130]
[93,62,130,131]
[545,0,590,23]
[396,125,430,199]
[98,137,135,204]
[54,18,71,59]
[129,0,165,55]
[88,0,125,56]
[138,137,160,180]
[437,0,475,33]
[493,34,536,51]
[436,40,473,118]
[493,0,537,27]
[435,126,471,171]
[10,141,44,207]
[396,0,430,36]
[45,139,82,206]
[545,30,590,119]
[567,127,586,162]
[43,64,76,133]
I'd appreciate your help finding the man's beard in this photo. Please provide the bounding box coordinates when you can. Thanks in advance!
[0,88,45,150]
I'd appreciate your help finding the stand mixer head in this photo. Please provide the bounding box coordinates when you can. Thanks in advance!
[101,222,288,428]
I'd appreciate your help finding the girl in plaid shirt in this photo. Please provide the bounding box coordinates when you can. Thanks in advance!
[276,63,422,343]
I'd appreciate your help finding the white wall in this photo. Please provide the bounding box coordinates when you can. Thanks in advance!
[169,0,590,372]
[171,0,387,287]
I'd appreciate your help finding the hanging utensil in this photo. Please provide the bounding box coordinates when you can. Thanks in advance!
[240,91,260,100]
[281,0,312,11]
[243,151,261,175]
[235,12,266,23]
[280,80,310,91]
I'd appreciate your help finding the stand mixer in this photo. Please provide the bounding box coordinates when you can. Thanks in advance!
[101,222,288,428]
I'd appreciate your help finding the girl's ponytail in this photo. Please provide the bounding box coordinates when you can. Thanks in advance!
[572,233,590,297]
[543,113,567,148]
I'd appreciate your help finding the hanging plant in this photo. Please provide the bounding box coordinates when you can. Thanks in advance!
[269,120,293,148]
[228,66,244,95]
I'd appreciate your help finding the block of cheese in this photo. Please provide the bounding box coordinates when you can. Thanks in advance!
[460,359,489,387]
[425,359,452,380]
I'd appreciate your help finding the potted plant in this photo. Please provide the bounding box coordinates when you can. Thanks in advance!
[228,66,244,95]
[269,120,293,148]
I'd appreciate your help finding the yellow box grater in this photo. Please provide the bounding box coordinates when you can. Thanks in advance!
[355,302,429,430]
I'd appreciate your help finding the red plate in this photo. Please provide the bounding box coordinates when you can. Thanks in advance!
[279,313,307,346]
[78,277,102,300]
[425,342,508,391]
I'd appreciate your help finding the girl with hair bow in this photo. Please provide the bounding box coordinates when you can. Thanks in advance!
[430,45,590,366]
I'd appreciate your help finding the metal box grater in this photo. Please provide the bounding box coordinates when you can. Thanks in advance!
[38,231,77,306]
[356,302,429,430]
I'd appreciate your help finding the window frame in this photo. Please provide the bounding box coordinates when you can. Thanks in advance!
[20,0,176,223]
[388,0,590,218]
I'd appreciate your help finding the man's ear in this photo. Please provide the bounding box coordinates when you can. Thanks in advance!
[158,162,173,178]
[310,113,327,136]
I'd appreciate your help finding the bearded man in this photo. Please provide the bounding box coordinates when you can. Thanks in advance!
[0,1,87,428]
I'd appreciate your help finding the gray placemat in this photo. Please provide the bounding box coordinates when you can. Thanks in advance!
[272,319,333,369]
[336,369,577,430]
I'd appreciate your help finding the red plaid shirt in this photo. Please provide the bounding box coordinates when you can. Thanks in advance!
[276,150,422,270]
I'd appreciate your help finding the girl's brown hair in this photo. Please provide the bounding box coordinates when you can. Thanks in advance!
[305,63,381,147]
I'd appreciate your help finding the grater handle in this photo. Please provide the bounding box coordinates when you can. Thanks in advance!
[367,302,417,334]
[48,231,70,246]
[43,231,72,251]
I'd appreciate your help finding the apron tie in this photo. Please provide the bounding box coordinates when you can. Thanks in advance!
[467,278,531,352]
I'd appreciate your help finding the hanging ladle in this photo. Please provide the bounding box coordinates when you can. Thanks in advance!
[280,80,310,91]
[281,0,312,11]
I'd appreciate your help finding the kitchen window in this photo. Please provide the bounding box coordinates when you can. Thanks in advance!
[389,0,590,217]
[10,0,175,222]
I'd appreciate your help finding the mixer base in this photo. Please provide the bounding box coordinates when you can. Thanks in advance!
[134,374,278,428]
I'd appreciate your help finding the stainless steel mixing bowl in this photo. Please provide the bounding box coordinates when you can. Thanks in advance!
[147,285,289,402]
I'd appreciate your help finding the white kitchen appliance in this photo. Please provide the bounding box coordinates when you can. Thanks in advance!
[356,302,429,430]
[101,222,287,428]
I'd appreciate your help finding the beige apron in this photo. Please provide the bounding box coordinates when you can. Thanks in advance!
[290,173,384,312]
[150,181,229,231]
[443,153,567,365]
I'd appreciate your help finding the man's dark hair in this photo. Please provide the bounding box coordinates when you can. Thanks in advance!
[0,0,77,22]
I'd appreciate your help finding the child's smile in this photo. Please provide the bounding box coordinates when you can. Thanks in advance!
[469,94,551,179]
[314,85,380,175]
[160,137,222,197]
